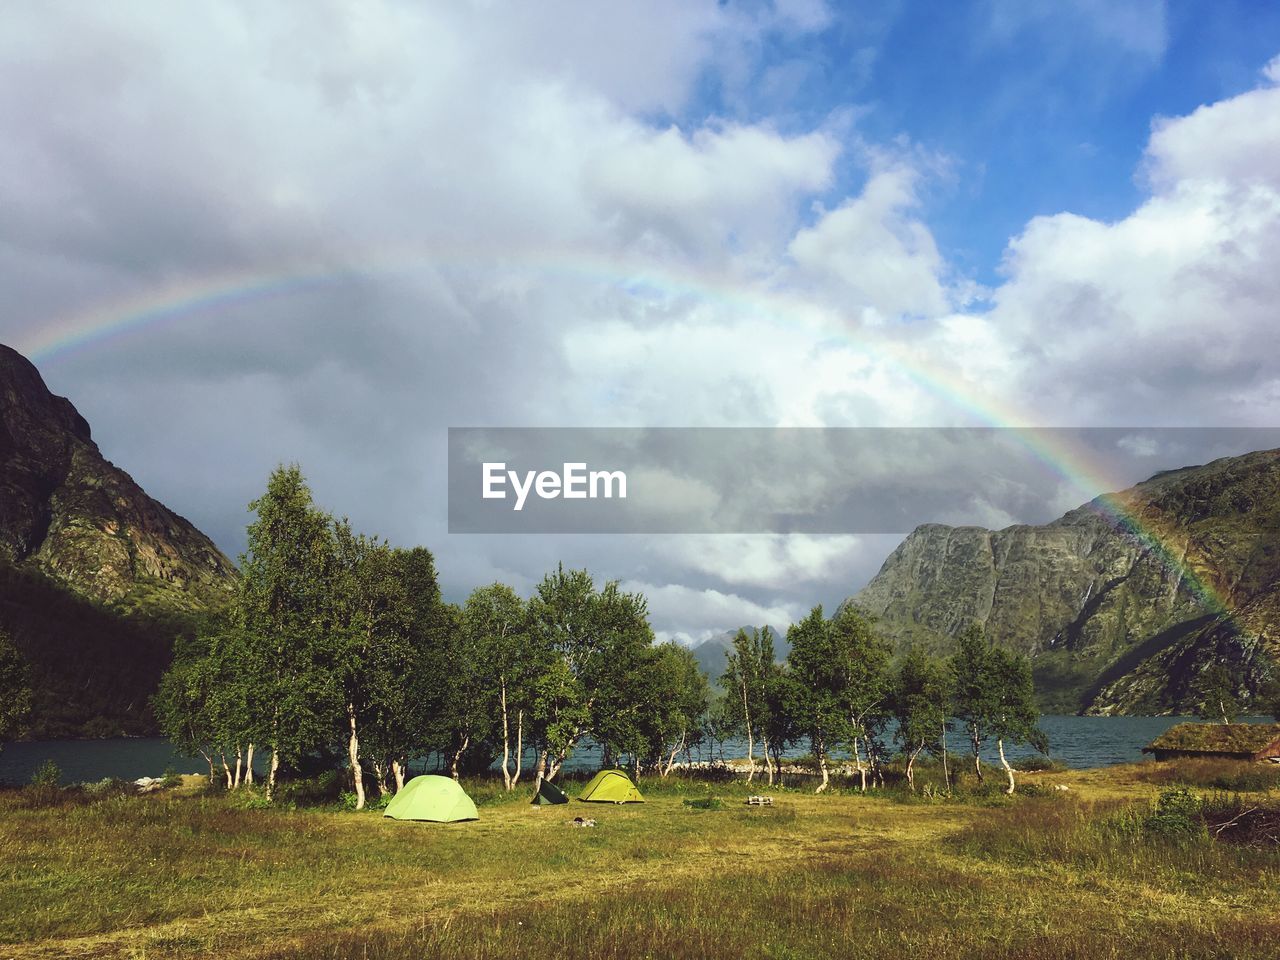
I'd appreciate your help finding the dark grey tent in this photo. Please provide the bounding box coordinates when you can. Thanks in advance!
[532,779,569,805]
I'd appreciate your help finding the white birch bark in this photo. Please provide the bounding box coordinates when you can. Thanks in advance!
[267,750,279,802]
[348,705,365,810]
[998,738,1016,795]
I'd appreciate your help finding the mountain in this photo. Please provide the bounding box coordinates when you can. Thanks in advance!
[1,344,238,737]
[855,449,1280,715]
[690,625,789,680]
[1,344,236,612]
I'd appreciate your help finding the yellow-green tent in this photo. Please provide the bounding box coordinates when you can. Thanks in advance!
[578,769,644,803]
[384,775,478,822]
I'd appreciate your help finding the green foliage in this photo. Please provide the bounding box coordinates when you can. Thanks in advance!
[892,648,950,775]
[0,558,196,738]
[785,604,892,779]
[682,795,723,810]
[1192,663,1240,724]
[0,625,32,748]
[527,566,654,772]
[1144,787,1208,845]
[29,759,61,788]
[949,623,1046,782]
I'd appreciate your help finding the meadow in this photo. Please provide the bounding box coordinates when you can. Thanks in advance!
[1,762,1278,960]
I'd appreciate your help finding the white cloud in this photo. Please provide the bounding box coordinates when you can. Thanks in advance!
[788,164,949,318]
[620,580,801,639]
[980,68,1280,425]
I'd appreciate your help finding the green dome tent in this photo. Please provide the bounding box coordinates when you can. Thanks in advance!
[578,769,644,804]
[384,775,479,822]
[532,778,569,805]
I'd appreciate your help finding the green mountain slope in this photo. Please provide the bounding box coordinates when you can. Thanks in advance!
[854,449,1280,714]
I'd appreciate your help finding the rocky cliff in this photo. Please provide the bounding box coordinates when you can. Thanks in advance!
[1,343,238,736]
[1,344,236,613]
[855,449,1280,714]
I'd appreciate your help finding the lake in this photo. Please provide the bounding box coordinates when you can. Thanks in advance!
[2,715,1272,785]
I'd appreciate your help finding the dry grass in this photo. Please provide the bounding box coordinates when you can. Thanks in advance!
[1,770,1278,959]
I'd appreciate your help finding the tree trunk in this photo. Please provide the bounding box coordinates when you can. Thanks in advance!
[816,753,830,793]
[762,731,774,786]
[245,743,254,786]
[512,710,523,788]
[221,753,233,790]
[533,749,549,796]
[664,731,686,777]
[500,678,513,791]
[200,750,215,782]
[348,705,365,810]
[233,746,243,789]
[998,738,1016,795]
[940,722,950,792]
[267,750,280,802]
[740,679,756,783]
[970,724,984,783]
[372,761,388,797]
[906,743,923,791]
[853,736,867,792]
[392,759,406,793]
[450,735,469,781]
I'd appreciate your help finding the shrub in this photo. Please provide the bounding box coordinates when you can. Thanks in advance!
[29,759,61,788]
[683,796,724,810]
[1013,755,1066,773]
[1143,787,1207,845]
[276,770,341,805]
[161,767,183,789]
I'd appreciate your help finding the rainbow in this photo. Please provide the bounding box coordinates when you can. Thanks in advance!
[15,249,1233,620]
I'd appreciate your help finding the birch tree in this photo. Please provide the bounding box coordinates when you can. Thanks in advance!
[329,523,411,809]
[238,465,340,801]
[987,647,1047,794]
[463,583,534,791]
[950,623,995,785]
[720,627,775,783]
[828,604,891,791]
[527,566,652,791]
[891,650,949,791]
[786,606,849,793]
[641,642,709,776]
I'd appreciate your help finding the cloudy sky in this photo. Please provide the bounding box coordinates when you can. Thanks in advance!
[3,1,1279,645]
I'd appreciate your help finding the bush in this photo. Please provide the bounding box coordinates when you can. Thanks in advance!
[161,767,183,789]
[30,759,61,788]
[1014,755,1066,773]
[276,770,341,806]
[683,796,724,810]
[1143,787,1207,845]
[83,777,136,799]
[228,786,277,810]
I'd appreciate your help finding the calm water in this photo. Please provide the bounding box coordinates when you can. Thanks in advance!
[2,715,1272,785]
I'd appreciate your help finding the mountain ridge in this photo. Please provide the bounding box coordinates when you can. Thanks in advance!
[854,448,1280,714]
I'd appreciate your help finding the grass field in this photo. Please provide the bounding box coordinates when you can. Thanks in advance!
[1,763,1278,959]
